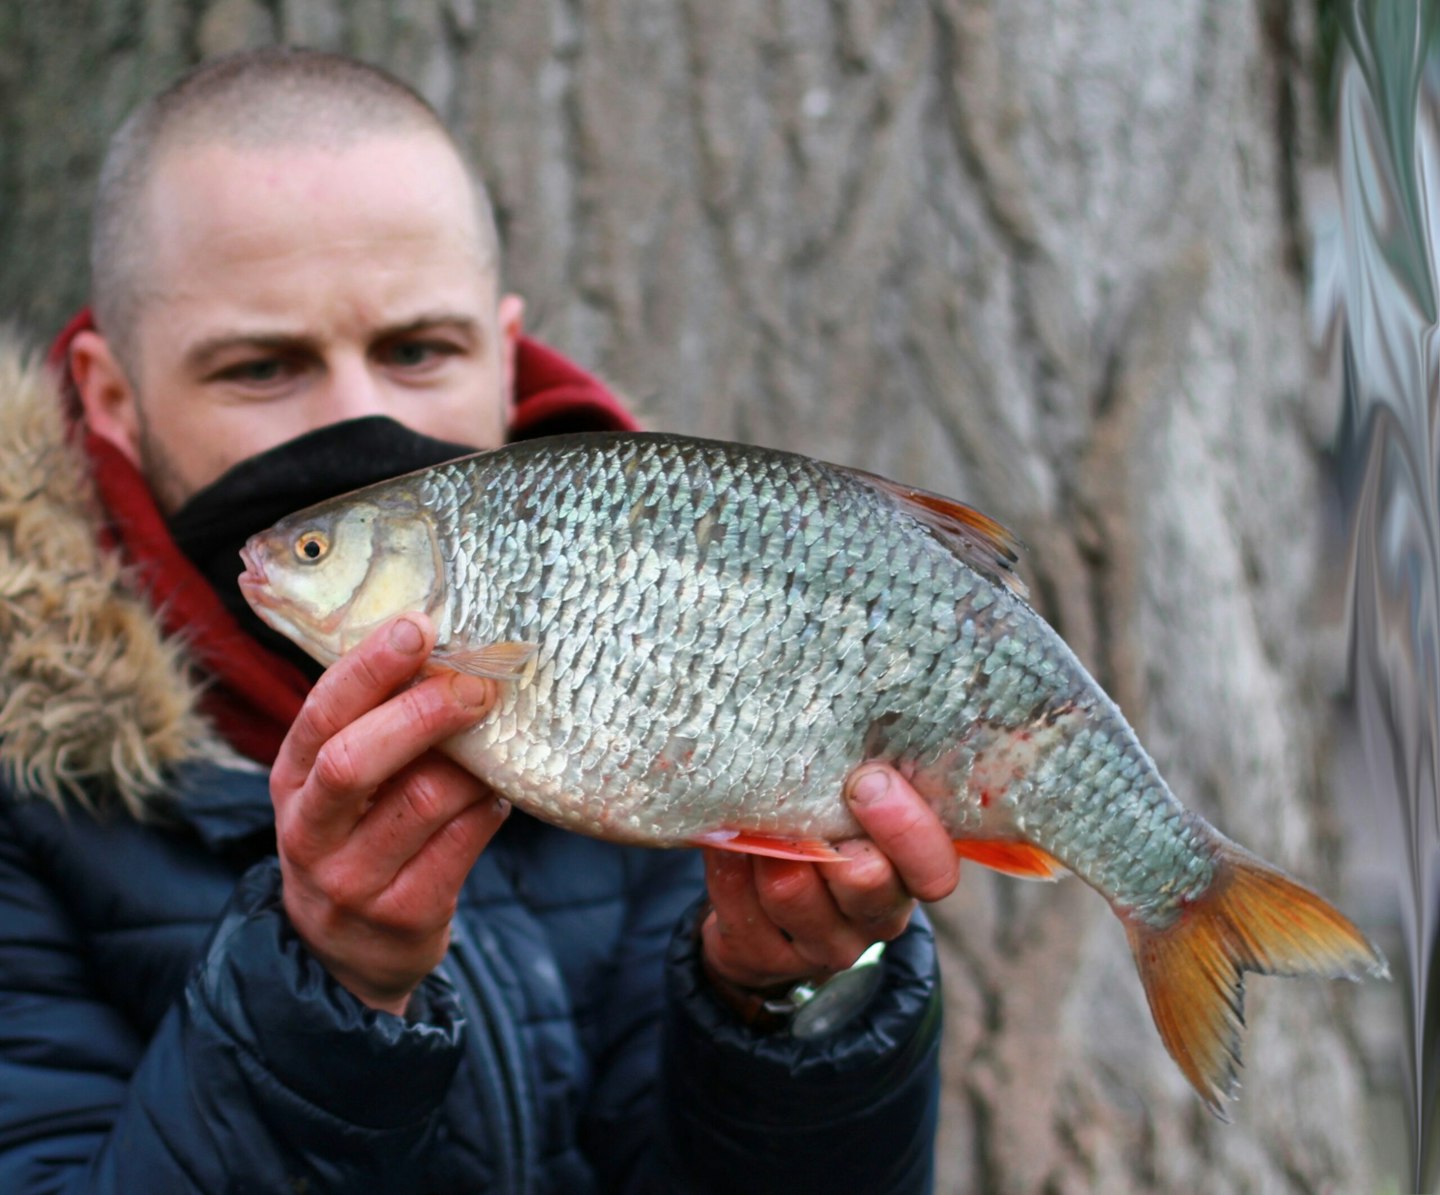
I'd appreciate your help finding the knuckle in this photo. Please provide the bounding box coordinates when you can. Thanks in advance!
[351,646,398,691]
[302,676,366,743]
[843,849,893,892]
[764,867,813,907]
[352,623,425,689]
[399,684,460,740]
[312,736,362,796]
[377,878,454,936]
[397,769,450,826]
[314,860,367,911]
[277,817,320,870]
[441,798,500,848]
[886,801,930,843]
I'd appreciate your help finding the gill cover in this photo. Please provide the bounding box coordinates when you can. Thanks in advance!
[336,503,442,648]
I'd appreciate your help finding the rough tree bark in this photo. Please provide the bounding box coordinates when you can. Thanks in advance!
[0,1,1379,1190]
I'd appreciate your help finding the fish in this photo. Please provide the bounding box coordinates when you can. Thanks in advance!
[238,430,1387,1116]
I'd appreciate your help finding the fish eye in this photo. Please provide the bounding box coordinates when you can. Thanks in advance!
[294,531,329,563]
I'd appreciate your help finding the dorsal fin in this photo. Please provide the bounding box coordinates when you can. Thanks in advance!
[848,468,1028,598]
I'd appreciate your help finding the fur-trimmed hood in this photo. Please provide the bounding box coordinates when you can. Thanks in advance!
[0,339,236,816]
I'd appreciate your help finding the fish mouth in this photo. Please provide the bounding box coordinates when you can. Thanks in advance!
[237,540,270,608]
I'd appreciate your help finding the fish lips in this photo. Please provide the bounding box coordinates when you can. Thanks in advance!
[237,539,270,606]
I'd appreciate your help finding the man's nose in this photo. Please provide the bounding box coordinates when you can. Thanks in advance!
[318,356,386,422]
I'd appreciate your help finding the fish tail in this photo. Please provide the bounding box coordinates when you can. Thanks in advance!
[1123,838,1387,1119]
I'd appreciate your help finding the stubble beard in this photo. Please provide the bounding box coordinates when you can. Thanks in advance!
[134,406,195,516]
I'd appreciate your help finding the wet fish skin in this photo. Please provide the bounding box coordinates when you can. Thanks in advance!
[240,431,1387,1116]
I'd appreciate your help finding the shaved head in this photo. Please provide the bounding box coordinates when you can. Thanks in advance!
[90,47,500,375]
[72,46,524,514]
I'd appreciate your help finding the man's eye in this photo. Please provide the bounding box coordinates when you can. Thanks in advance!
[223,358,287,384]
[386,340,451,368]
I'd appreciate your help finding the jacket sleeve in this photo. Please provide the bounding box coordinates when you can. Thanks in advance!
[573,843,941,1195]
[658,896,942,1195]
[0,832,466,1195]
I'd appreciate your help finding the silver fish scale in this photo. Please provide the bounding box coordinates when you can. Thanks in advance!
[413,435,1216,926]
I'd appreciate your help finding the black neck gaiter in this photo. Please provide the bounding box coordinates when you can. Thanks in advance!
[166,416,479,679]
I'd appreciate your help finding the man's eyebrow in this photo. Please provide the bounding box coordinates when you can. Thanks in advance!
[378,312,484,342]
[183,332,314,373]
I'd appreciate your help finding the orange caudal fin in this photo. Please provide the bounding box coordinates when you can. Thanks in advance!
[691,830,847,862]
[952,839,1067,880]
[1125,839,1388,1119]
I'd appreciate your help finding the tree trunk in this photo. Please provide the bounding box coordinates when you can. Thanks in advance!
[0,1,1380,1189]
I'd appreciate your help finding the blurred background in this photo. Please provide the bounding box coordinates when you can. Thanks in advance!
[0,1,1424,1190]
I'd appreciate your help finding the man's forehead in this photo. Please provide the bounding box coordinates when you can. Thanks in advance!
[131,137,491,302]
[144,135,485,256]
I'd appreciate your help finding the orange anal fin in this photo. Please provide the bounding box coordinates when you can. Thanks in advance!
[953,839,1067,880]
[691,830,846,862]
[848,468,1028,598]
[430,640,540,682]
[1125,839,1389,1120]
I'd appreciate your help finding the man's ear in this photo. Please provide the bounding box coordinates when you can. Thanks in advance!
[497,293,525,421]
[70,330,142,468]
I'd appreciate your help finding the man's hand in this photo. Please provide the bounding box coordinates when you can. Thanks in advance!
[270,614,507,1016]
[699,766,959,998]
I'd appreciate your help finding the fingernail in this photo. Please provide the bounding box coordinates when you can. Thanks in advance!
[451,671,494,708]
[495,797,511,819]
[390,617,424,654]
[848,767,890,806]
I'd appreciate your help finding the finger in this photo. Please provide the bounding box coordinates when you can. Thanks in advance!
[352,754,501,880]
[845,766,959,903]
[701,850,799,986]
[752,857,872,974]
[308,670,495,804]
[278,666,496,857]
[824,838,915,935]
[704,849,762,932]
[273,614,437,795]
[380,788,511,930]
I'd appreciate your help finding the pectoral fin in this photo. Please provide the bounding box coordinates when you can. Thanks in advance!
[432,640,540,682]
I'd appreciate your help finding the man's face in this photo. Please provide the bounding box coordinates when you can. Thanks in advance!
[77,132,523,513]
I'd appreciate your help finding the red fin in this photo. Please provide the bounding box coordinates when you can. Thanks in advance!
[431,640,539,682]
[692,830,846,862]
[850,469,1027,598]
[952,839,1066,880]
[1125,839,1389,1120]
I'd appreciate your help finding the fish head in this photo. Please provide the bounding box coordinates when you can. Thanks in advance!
[239,489,445,668]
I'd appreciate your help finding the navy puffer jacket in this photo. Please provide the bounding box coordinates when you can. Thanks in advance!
[0,766,941,1193]
[0,342,943,1193]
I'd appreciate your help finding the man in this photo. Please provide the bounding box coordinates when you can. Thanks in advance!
[0,47,956,1192]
